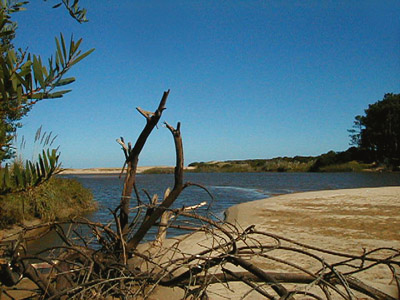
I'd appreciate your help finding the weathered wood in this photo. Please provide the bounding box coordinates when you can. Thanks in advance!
[227,255,289,298]
[119,90,170,238]
[126,121,184,250]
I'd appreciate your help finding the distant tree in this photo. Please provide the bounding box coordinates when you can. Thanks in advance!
[0,0,93,163]
[348,115,363,147]
[349,93,400,167]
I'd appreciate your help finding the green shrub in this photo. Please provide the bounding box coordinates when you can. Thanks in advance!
[141,167,175,174]
[0,177,95,229]
[318,161,373,172]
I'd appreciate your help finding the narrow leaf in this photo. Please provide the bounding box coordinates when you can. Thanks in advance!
[68,48,94,67]
[48,90,72,98]
[55,36,65,66]
[55,77,75,87]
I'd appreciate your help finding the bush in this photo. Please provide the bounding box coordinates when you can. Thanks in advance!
[0,177,95,229]
[141,167,175,174]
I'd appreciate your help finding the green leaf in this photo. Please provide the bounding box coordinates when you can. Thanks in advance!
[29,161,38,184]
[25,160,32,185]
[68,48,94,67]
[48,90,72,98]
[60,33,67,62]
[30,92,45,99]
[39,154,46,177]
[33,55,45,87]
[55,77,75,87]
[11,75,18,91]
[4,165,11,189]
[35,162,41,180]
[71,37,82,55]
[55,36,65,66]
[13,163,24,189]
[18,60,32,76]
[42,150,50,172]
[17,85,22,103]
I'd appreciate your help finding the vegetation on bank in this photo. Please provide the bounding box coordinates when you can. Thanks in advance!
[141,167,175,174]
[188,156,315,173]
[0,176,95,229]
[187,147,378,173]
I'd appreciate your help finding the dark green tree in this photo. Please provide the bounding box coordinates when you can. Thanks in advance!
[350,93,400,167]
[0,0,93,163]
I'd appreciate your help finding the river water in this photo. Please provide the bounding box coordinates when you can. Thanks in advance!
[65,172,400,241]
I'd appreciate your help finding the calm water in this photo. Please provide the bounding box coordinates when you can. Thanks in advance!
[19,171,397,253]
[64,172,400,240]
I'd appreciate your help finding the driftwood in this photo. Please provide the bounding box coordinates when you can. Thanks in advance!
[1,90,399,299]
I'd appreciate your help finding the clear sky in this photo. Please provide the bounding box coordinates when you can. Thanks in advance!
[13,1,400,168]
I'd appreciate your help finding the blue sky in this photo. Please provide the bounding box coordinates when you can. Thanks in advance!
[13,1,400,168]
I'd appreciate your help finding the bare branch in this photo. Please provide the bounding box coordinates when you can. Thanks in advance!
[119,90,170,239]
[136,107,154,120]
[126,119,184,250]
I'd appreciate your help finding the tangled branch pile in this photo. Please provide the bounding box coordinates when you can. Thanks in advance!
[1,91,399,299]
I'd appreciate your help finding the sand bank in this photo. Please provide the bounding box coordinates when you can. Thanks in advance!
[225,186,400,247]
[60,166,171,175]
[139,186,400,299]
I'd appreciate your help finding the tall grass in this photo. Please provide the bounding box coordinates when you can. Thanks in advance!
[0,127,96,229]
[0,177,96,229]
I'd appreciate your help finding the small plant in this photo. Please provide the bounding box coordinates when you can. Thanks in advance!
[0,127,61,194]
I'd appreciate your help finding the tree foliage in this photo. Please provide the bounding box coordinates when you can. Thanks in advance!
[0,0,93,162]
[350,93,400,167]
[45,0,88,23]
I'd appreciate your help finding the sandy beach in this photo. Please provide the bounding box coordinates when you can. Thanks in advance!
[60,166,169,174]
[138,186,400,299]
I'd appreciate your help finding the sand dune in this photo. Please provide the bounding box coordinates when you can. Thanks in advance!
[60,166,171,174]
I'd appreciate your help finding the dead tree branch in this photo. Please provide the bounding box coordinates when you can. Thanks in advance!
[119,89,170,239]
[126,121,184,251]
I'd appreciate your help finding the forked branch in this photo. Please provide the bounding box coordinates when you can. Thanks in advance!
[119,90,170,239]
[126,121,185,250]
